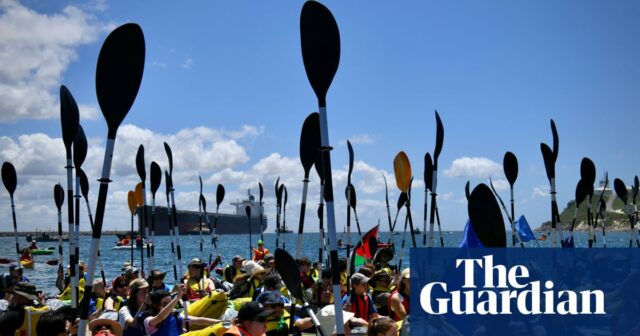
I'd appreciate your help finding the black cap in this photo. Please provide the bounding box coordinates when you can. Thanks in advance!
[263,274,281,289]
[237,301,273,321]
[257,291,283,306]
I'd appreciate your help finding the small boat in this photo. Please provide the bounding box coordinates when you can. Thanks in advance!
[31,249,54,255]
[112,242,151,250]
[20,259,34,269]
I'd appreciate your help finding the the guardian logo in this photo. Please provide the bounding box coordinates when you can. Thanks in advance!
[420,255,605,315]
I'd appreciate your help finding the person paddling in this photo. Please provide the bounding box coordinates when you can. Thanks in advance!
[388,268,410,321]
[252,240,270,262]
[222,301,273,336]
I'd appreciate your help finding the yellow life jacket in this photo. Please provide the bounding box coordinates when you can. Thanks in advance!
[59,278,86,301]
[266,310,290,333]
[14,305,49,336]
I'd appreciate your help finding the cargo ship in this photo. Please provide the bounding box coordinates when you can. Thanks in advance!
[138,191,267,236]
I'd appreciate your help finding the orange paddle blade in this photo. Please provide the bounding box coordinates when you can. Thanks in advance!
[127,190,137,214]
[393,151,412,192]
[134,182,143,206]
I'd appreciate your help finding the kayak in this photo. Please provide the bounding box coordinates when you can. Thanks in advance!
[31,249,54,255]
[112,243,150,250]
[20,259,35,269]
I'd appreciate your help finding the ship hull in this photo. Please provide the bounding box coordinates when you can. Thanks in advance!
[139,205,267,236]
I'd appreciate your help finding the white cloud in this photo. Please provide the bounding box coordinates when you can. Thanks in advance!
[340,134,374,146]
[443,157,502,178]
[0,0,109,122]
[531,186,549,199]
[180,58,193,69]
[490,178,509,192]
[152,61,167,68]
[78,103,100,120]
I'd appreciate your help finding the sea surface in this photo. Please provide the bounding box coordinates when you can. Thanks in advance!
[0,231,635,296]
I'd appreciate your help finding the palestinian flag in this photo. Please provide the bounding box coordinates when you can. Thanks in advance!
[349,225,380,274]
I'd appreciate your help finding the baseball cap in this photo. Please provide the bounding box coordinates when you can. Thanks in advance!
[257,291,284,306]
[129,278,149,292]
[237,301,273,322]
[351,272,370,285]
[232,255,245,262]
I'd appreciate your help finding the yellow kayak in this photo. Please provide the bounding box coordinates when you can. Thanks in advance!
[20,259,34,269]
[187,290,228,320]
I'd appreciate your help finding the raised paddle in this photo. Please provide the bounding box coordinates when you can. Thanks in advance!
[54,184,65,273]
[391,192,408,233]
[214,184,225,251]
[313,141,328,265]
[301,1,344,332]
[540,142,560,247]
[200,194,213,266]
[149,161,162,271]
[634,176,640,245]
[383,174,393,243]
[297,112,320,258]
[79,23,145,335]
[398,178,414,272]
[136,145,151,273]
[127,190,136,265]
[428,111,445,248]
[468,184,506,247]
[164,171,178,282]
[613,178,637,247]
[423,153,431,246]
[77,167,107,285]
[275,248,328,336]
[73,125,87,298]
[283,185,288,251]
[563,179,588,248]
[489,178,524,248]
[580,158,596,247]
[465,181,471,202]
[346,140,355,265]
[245,206,252,260]
[275,177,281,248]
[2,162,20,260]
[198,177,205,263]
[394,152,416,247]
[135,182,145,272]
[59,85,79,309]
[259,182,264,242]
[503,151,518,246]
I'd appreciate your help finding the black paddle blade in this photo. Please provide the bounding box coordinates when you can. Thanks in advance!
[275,177,280,202]
[278,184,285,207]
[200,194,207,213]
[503,151,518,187]
[407,176,414,200]
[164,142,173,176]
[633,176,639,204]
[424,153,433,192]
[60,85,79,152]
[300,1,340,107]
[317,204,323,220]
[164,170,172,195]
[397,192,407,210]
[345,184,356,209]
[283,186,288,207]
[540,143,555,181]
[150,161,162,195]
[575,179,588,207]
[245,205,251,218]
[54,184,64,210]
[550,119,559,161]
[614,178,628,204]
[216,184,225,207]
[274,248,304,302]
[300,112,320,175]
[580,158,596,186]
[465,181,471,202]
[259,182,264,203]
[468,183,506,247]
[1,162,17,196]
[347,140,355,181]
[199,176,203,195]
[313,147,325,183]
[96,23,145,138]
[383,174,390,203]
[135,145,145,182]
[77,168,89,199]
[433,110,444,167]
[73,125,88,169]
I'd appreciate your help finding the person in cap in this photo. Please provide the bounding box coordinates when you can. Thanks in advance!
[297,257,315,290]
[264,254,276,273]
[251,239,270,262]
[29,240,38,250]
[373,247,395,276]
[255,274,290,305]
[388,268,410,321]
[244,261,269,300]
[367,316,398,336]
[257,291,292,336]
[104,276,128,312]
[119,278,149,336]
[89,311,123,336]
[183,258,216,301]
[89,279,108,319]
[124,266,140,285]
[342,272,379,322]
[9,263,28,283]
[148,270,171,292]
[224,255,245,283]
[121,261,132,274]
[0,282,45,336]
[0,273,16,300]
[143,286,218,335]
[369,270,392,311]
[223,301,273,336]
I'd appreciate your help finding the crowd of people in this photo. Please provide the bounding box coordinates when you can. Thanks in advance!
[0,242,410,336]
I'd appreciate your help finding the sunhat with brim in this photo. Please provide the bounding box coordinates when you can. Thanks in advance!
[13,282,38,301]
[374,247,394,263]
[317,304,355,334]
[150,270,167,280]
[188,258,204,268]
[368,270,391,287]
[129,278,149,292]
[243,261,268,278]
[88,311,123,336]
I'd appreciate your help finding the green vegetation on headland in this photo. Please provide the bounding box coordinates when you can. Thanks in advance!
[537,191,635,231]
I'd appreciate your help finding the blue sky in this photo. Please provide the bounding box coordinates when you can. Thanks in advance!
[0,0,639,235]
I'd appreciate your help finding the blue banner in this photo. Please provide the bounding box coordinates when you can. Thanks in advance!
[410,248,640,335]
[515,215,536,242]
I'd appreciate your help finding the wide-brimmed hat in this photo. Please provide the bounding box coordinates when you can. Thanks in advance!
[124,266,139,277]
[237,301,273,321]
[13,282,38,301]
[317,304,355,334]
[129,278,149,292]
[374,247,394,263]
[88,311,123,336]
[243,261,268,278]
[232,255,245,263]
[149,269,166,280]
[188,258,204,268]
[368,270,391,287]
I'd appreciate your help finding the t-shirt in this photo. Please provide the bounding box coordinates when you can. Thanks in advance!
[144,313,183,336]
[118,306,145,336]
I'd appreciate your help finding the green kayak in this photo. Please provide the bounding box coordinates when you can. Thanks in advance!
[31,249,54,255]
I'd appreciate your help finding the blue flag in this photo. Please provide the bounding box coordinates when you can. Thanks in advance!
[515,215,536,242]
[458,219,483,247]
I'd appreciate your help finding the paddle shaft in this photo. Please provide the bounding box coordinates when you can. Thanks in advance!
[9,196,19,259]
[510,188,516,246]
[130,213,135,266]
[165,193,178,282]
[491,184,524,248]
[587,196,594,248]
[247,213,252,260]
[296,177,310,259]
[57,209,64,275]
[83,197,106,286]
[398,211,409,271]
[151,195,157,270]
[74,176,81,302]
[65,158,77,308]
[259,200,264,242]
[276,202,281,248]
[428,172,443,247]
[198,201,204,262]
[423,189,428,246]
[141,185,153,274]
[384,180,394,246]
[550,178,558,247]
[170,188,184,277]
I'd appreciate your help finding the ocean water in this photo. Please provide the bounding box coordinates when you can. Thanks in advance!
[0,231,635,296]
